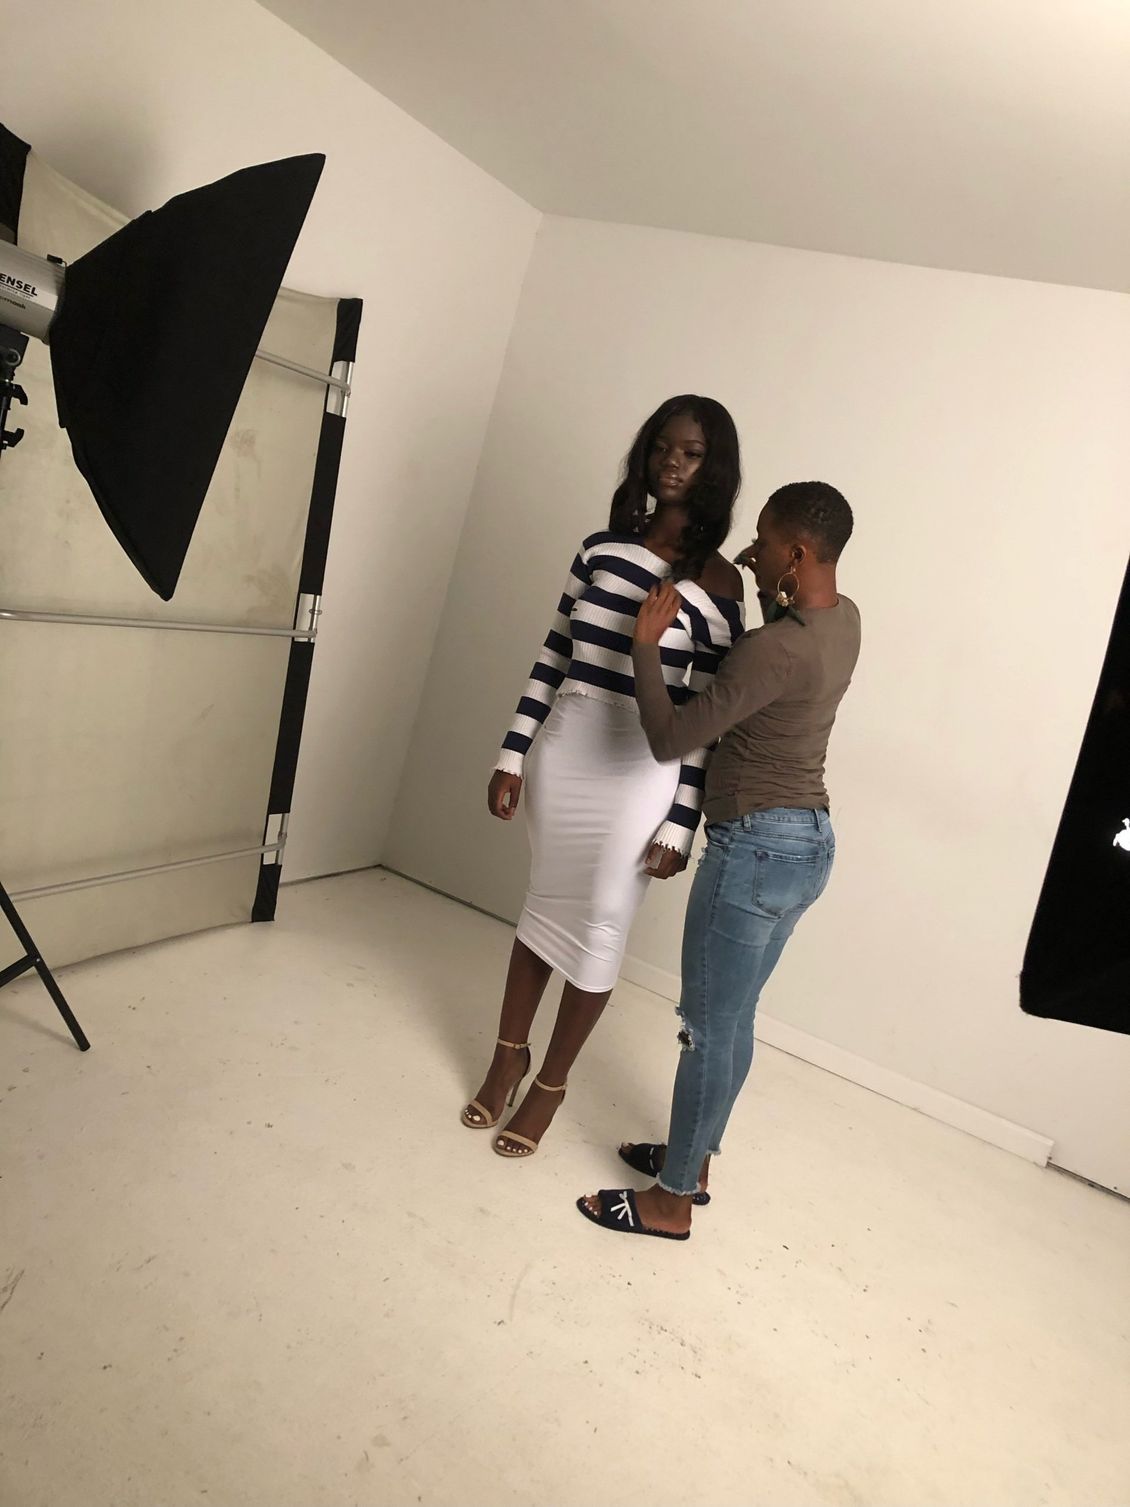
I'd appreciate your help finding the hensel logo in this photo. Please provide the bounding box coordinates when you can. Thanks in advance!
[0,271,38,297]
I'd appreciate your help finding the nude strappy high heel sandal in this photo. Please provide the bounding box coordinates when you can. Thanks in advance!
[492,1077,567,1158]
[461,1039,531,1129]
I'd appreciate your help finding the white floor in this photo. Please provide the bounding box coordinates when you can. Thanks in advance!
[2,869,1128,1507]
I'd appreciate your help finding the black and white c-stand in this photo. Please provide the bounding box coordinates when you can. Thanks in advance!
[0,323,90,1051]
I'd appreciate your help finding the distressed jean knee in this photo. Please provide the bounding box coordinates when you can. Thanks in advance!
[676,1008,700,1052]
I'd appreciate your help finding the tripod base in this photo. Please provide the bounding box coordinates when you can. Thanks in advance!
[0,881,90,1051]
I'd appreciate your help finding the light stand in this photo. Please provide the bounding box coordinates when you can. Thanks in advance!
[0,325,89,1047]
[0,881,89,1051]
[0,142,325,1054]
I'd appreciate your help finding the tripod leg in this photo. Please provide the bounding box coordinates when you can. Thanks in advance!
[0,883,91,1051]
[32,957,91,1051]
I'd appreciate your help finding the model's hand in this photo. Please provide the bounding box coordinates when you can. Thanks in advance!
[645,844,688,880]
[488,771,523,820]
[634,582,683,645]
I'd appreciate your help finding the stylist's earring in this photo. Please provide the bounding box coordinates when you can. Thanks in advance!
[775,567,799,607]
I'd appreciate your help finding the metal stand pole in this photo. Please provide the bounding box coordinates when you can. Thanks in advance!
[0,880,90,1051]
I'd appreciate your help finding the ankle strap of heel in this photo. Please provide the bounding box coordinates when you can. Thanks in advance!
[497,1037,530,1050]
[533,1077,567,1094]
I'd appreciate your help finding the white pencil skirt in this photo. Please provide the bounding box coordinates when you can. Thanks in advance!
[517,692,682,993]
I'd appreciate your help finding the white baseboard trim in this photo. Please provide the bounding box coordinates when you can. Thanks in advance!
[620,955,1054,1168]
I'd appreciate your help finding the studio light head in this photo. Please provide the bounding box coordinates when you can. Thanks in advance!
[0,238,64,340]
[0,239,63,453]
[0,131,324,599]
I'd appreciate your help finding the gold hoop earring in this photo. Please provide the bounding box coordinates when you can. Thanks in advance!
[775,568,799,607]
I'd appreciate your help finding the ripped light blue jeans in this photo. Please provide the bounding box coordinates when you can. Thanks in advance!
[659,809,836,1197]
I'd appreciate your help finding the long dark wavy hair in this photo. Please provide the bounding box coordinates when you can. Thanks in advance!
[608,395,741,578]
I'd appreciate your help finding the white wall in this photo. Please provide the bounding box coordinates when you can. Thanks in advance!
[386,215,1130,1192]
[2,0,540,880]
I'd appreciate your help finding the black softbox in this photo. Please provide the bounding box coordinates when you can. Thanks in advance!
[11,138,324,598]
[1020,555,1130,1035]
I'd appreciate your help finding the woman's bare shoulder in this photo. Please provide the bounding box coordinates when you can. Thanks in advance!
[695,552,744,601]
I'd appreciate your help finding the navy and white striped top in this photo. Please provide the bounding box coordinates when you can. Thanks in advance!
[496,532,745,856]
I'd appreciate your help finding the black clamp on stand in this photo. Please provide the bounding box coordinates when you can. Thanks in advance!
[0,322,29,452]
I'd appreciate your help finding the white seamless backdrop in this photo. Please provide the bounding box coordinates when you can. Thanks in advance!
[386,216,1130,1193]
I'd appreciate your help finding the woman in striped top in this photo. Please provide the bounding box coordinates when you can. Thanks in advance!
[461,397,745,1157]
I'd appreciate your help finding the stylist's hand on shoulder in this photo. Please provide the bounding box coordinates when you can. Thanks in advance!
[634,581,683,645]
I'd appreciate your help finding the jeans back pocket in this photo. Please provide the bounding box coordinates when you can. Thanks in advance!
[751,843,834,919]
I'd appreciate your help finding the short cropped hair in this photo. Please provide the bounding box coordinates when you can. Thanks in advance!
[765,481,853,563]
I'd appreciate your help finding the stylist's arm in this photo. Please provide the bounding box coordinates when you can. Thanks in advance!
[634,584,687,880]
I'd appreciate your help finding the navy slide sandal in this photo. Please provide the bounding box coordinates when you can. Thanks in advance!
[576,1188,691,1241]
[618,1142,711,1206]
